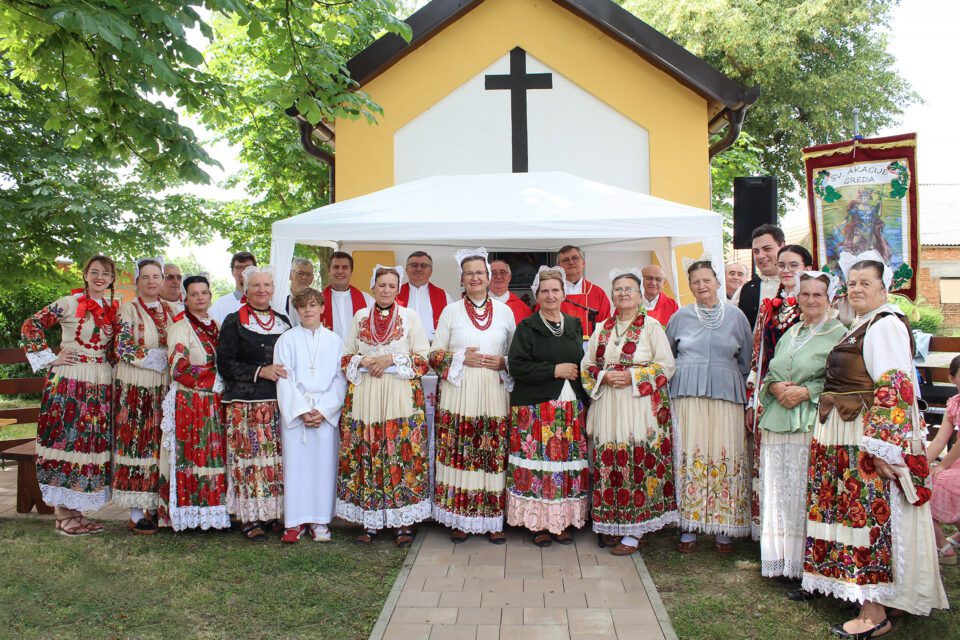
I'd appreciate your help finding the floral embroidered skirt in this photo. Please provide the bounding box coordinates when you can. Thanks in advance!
[801,409,948,614]
[337,374,431,530]
[35,365,113,511]
[162,384,229,531]
[433,369,510,534]
[675,397,749,537]
[112,377,169,518]
[588,383,678,537]
[224,400,284,523]
[759,430,812,578]
[506,388,589,534]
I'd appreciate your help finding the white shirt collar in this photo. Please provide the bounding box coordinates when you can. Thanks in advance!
[642,294,659,310]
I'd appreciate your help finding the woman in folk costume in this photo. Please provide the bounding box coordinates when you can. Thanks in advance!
[666,255,753,554]
[747,245,814,539]
[20,256,119,536]
[802,252,947,639]
[217,266,292,541]
[506,267,590,547]
[113,258,177,534]
[160,275,230,532]
[275,287,347,544]
[338,265,431,547]
[582,269,677,556]
[755,273,845,588]
[431,248,516,544]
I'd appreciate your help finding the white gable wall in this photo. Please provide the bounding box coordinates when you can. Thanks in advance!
[394,51,651,193]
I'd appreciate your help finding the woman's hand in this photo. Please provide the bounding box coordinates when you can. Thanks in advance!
[463,347,485,368]
[365,355,393,378]
[778,386,810,409]
[257,364,287,381]
[554,363,579,380]
[872,457,901,480]
[602,370,631,388]
[51,348,80,367]
[744,407,755,433]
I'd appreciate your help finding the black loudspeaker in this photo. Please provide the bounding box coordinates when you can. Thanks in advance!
[733,176,778,249]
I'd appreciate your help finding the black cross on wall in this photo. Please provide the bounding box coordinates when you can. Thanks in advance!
[485,47,553,173]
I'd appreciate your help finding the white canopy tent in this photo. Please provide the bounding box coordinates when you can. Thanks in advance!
[270,172,725,310]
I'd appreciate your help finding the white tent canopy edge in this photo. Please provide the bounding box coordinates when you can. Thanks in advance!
[270,172,725,310]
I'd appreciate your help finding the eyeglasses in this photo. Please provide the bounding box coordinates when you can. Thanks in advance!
[406,262,432,269]
[87,270,113,279]
[558,255,583,265]
[490,270,510,277]
[293,271,314,277]
[613,287,638,295]
[232,264,253,272]
[165,274,183,281]
[463,270,487,279]
[642,277,665,284]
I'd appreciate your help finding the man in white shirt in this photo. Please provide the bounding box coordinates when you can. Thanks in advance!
[396,251,454,342]
[160,263,184,308]
[489,259,531,325]
[210,251,256,325]
[640,264,678,326]
[284,258,316,326]
[724,261,749,299]
[321,251,373,341]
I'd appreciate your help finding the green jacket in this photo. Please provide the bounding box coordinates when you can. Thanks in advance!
[508,312,590,408]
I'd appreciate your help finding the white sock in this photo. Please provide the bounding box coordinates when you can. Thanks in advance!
[621,536,640,548]
[130,508,145,522]
[716,534,732,545]
[680,532,697,543]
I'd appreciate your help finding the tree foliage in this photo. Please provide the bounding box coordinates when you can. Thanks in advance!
[619,0,915,207]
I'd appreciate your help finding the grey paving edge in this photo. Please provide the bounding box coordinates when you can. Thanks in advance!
[367,527,426,640]
[634,551,679,640]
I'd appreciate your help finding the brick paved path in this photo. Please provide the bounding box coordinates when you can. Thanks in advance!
[374,523,674,640]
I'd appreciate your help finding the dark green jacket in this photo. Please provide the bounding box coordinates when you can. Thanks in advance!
[508,312,590,408]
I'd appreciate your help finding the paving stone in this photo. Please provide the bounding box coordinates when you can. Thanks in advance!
[585,591,648,609]
[456,607,502,625]
[543,592,588,608]
[541,565,581,579]
[610,608,660,627]
[476,625,500,640]
[397,591,441,607]
[480,591,545,609]
[504,565,543,579]
[523,578,564,593]
[462,578,524,592]
[500,608,524,625]
[447,565,506,579]
[429,624,477,639]
[568,608,615,635]
[408,565,451,579]
[390,607,459,625]
[439,591,483,608]
[403,576,427,592]
[423,577,465,592]
[419,553,469,566]
[498,625,569,640]
[523,607,568,625]
[383,623,432,640]
[614,624,665,640]
[563,578,626,593]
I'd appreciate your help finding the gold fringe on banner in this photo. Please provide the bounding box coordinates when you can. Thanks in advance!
[802,138,917,161]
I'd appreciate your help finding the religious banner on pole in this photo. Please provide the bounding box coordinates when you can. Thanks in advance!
[803,133,919,300]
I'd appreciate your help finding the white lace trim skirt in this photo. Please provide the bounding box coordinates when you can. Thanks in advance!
[759,430,812,578]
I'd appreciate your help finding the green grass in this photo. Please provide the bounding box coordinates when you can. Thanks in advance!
[0,518,406,639]
[641,528,958,640]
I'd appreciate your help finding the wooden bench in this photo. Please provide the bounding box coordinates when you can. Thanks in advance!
[0,347,52,514]
[917,336,960,437]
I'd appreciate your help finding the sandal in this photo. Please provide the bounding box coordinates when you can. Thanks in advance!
[264,519,284,533]
[355,531,378,545]
[553,530,574,545]
[532,532,553,548]
[714,541,734,554]
[128,517,158,536]
[597,533,620,548]
[450,530,469,544]
[676,540,697,554]
[610,543,639,556]
[56,515,92,537]
[488,531,506,545]
[829,618,891,639]
[395,529,415,548]
[241,522,267,541]
[79,518,105,534]
[947,533,960,549]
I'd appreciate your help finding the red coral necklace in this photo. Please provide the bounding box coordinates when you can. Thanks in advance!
[369,303,398,345]
[246,304,276,332]
[464,297,493,331]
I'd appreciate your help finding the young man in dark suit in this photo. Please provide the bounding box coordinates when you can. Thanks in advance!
[734,224,785,329]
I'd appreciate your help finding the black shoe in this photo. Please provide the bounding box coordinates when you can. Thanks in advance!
[128,517,158,535]
[786,588,820,602]
[829,618,891,639]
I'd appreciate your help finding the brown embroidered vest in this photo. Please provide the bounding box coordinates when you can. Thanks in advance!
[818,311,914,423]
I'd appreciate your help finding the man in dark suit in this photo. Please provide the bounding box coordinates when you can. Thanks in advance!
[735,224,785,329]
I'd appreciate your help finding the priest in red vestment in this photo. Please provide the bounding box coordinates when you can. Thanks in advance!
[396,250,454,341]
[557,245,611,339]
[640,264,678,326]
[321,251,373,341]
[489,259,532,325]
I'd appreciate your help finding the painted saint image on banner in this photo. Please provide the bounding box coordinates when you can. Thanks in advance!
[812,160,910,274]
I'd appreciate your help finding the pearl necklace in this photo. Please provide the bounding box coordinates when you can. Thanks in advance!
[694,301,725,329]
[539,312,564,337]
